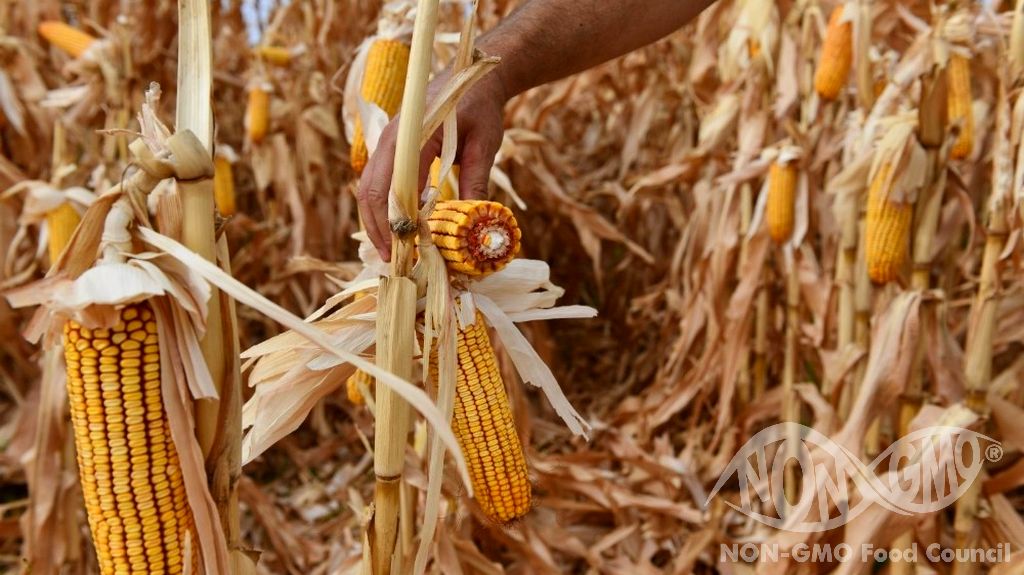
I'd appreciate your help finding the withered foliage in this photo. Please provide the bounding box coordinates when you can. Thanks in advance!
[0,0,1023,574]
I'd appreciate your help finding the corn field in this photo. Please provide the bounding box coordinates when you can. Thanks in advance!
[0,0,1023,574]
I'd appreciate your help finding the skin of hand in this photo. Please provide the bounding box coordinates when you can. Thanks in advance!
[356,0,716,261]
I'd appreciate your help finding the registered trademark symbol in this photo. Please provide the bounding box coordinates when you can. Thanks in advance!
[986,444,1003,462]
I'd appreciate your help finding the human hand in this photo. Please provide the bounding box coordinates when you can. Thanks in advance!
[356,70,509,262]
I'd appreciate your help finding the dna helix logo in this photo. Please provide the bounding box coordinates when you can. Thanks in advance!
[706,423,1001,532]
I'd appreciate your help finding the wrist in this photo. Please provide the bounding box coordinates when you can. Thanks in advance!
[477,34,521,102]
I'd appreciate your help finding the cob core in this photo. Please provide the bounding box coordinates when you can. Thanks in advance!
[427,200,522,277]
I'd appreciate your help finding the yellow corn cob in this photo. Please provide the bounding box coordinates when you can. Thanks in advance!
[38,21,96,59]
[246,85,270,144]
[865,161,912,284]
[452,312,531,524]
[766,161,797,244]
[350,39,411,174]
[430,158,459,201]
[63,303,196,574]
[947,54,974,160]
[346,369,373,405]
[814,6,853,100]
[254,45,293,67]
[214,155,236,217]
[47,202,81,265]
[428,200,521,277]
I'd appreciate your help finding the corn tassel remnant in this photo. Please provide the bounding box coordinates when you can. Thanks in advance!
[452,312,531,524]
[63,302,196,574]
[865,162,912,284]
[47,203,81,265]
[38,21,96,58]
[350,39,411,174]
[766,161,797,243]
[814,6,853,100]
[947,54,974,160]
[428,200,522,277]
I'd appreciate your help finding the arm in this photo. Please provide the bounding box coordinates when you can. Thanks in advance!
[358,0,716,260]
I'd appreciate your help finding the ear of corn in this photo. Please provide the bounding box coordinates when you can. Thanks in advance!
[814,6,853,100]
[346,367,373,405]
[38,21,96,59]
[350,38,411,174]
[865,161,912,284]
[947,54,974,160]
[214,155,236,217]
[427,200,521,277]
[430,158,459,201]
[246,85,270,144]
[452,312,531,524]
[47,202,81,265]
[63,302,196,574]
[766,161,797,243]
[254,45,293,67]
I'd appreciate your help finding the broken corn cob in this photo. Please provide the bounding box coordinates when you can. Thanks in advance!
[63,303,196,574]
[766,161,797,244]
[428,200,521,277]
[814,6,853,100]
[350,39,411,174]
[452,312,531,524]
[865,161,912,284]
[38,21,96,59]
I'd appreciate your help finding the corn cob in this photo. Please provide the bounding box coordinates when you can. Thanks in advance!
[47,202,80,265]
[427,200,521,277]
[63,302,196,574]
[254,45,293,67]
[814,6,853,100]
[350,39,411,174]
[246,84,270,144]
[865,161,912,284]
[947,54,974,160]
[214,154,236,217]
[430,158,459,201]
[38,21,96,59]
[452,312,531,524]
[766,161,797,243]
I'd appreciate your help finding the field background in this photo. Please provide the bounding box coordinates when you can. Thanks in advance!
[1,1,1023,574]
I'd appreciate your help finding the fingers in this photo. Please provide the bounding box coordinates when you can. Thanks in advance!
[357,124,397,261]
[418,130,443,201]
[457,134,500,201]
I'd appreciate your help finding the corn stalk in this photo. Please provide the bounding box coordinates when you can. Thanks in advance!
[951,71,1013,575]
[782,259,800,506]
[891,62,948,575]
[370,0,440,573]
[176,0,243,564]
